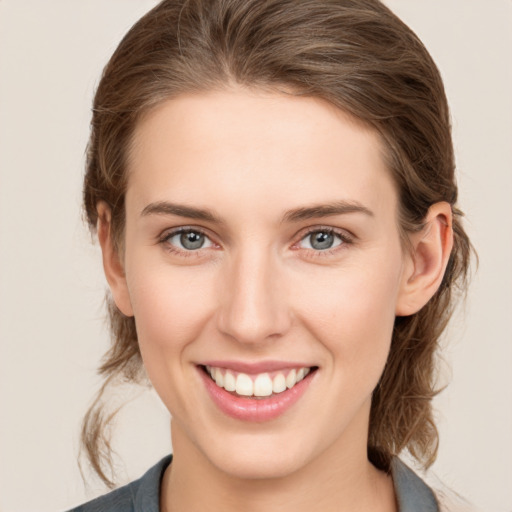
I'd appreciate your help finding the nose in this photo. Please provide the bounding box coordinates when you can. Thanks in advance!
[216,248,292,345]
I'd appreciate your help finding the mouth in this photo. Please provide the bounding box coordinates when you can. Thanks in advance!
[201,365,316,399]
[198,363,318,421]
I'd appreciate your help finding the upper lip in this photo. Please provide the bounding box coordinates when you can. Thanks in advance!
[199,360,315,374]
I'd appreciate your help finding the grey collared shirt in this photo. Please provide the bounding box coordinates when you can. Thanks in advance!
[67,455,438,511]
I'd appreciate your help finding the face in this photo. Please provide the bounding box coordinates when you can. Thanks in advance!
[115,88,412,479]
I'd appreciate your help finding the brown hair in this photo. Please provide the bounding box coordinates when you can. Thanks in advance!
[81,0,472,487]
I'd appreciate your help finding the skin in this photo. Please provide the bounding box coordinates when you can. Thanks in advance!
[98,87,453,512]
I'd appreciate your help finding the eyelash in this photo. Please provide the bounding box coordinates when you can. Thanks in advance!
[158,226,354,258]
[158,227,216,258]
[292,226,353,258]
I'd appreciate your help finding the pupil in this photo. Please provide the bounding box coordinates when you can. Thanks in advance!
[311,231,333,250]
[180,231,204,250]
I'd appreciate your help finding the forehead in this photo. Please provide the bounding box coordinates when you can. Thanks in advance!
[126,88,397,220]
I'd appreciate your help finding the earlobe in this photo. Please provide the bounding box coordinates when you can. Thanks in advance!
[97,202,134,317]
[395,202,454,316]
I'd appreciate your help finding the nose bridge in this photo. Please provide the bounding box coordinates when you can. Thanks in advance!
[217,245,290,344]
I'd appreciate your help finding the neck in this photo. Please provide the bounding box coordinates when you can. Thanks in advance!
[161,419,397,512]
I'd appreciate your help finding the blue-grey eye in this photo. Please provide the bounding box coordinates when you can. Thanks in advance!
[167,230,213,250]
[299,230,343,250]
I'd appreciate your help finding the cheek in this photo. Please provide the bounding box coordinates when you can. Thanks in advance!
[125,263,216,359]
[124,262,220,415]
[292,254,402,371]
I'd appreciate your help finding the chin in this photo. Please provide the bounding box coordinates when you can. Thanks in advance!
[195,429,317,481]
[215,448,308,481]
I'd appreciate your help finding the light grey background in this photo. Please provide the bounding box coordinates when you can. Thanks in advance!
[0,1,511,511]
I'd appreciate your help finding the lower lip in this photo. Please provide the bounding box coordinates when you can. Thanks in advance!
[199,367,315,422]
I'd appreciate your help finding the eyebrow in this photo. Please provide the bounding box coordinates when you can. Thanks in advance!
[140,200,374,224]
[141,201,222,223]
[282,201,374,223]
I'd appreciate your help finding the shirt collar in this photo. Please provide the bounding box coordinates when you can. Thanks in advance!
[133,455,439,512]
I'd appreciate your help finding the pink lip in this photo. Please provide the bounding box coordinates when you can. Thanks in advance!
[200,360,310,374]
[198,365,316,422]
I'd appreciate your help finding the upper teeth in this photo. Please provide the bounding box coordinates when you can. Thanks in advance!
[206,366,311,397]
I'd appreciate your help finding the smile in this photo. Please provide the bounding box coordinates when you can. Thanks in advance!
[198,362,317,422]
[205,365,312,398]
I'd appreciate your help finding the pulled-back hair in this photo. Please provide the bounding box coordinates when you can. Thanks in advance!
[82,0,472,487]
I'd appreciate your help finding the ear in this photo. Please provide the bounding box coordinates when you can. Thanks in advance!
[396,202,453,316]
[96,202,134,317]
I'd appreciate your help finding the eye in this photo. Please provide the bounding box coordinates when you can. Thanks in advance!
[163,229,214,251]
[298,229,345,251]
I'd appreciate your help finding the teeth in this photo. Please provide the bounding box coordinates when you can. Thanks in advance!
[224,370,236,392]
[235,373,253,396]
[286,369,296,389]
[272,373,286,393]
[254,373,273,397]
[207,366,312,397]
[215,368,224,388]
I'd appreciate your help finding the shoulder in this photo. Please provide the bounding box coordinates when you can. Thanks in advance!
[65,455,172,512]
[391,459,480,512]
[66,483,137,512]
[391,458,439,512]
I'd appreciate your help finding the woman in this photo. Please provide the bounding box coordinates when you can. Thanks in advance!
[70,0,471,510]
